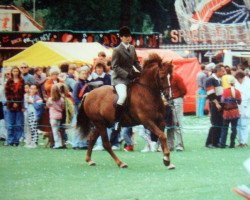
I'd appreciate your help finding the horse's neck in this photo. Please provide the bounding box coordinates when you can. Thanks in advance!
[138,69,160,92]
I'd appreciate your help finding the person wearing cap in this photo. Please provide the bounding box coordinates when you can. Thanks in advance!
[205,62,216,72]
[220,75,241,148]
[111,26,142,130]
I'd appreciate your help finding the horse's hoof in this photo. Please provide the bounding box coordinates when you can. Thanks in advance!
[119,163,128,168]
[163,156,170,166]
[167,163,176,170]
[87,160,96,166]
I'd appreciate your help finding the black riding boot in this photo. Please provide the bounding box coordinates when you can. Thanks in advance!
[114,104,124,131]
[110,104,124,145]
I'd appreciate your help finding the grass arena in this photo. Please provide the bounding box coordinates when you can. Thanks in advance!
[1,116,249,200]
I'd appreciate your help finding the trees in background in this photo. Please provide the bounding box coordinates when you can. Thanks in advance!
[1,0,179,33]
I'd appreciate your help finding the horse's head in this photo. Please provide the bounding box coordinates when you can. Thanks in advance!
[141,53,173,92]
[160,60,174,90]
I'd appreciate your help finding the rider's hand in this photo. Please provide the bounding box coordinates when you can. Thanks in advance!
[127,73,135,80]
[128,71,140,80]
[133,71,141,78]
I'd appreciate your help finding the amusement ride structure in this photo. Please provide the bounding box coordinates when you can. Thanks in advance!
[167,0,250,51]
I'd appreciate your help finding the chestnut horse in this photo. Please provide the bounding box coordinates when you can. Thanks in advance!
[77,53,174,169]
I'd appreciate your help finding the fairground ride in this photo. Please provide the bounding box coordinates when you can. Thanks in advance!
[173,0,250,51]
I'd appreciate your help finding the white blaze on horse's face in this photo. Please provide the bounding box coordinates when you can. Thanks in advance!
[159,62,172,90]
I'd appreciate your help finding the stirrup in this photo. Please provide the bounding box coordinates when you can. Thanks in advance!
[114,122,120,131]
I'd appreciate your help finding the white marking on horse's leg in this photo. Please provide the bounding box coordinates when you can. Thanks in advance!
[87,160,96,166]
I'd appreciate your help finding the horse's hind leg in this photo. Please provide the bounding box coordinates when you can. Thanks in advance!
[100,126,128,168]
[85,129,99,166]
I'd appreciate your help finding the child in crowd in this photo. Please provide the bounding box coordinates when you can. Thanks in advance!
[220,75,241,148]
[24,84,31,146]
[47,84,65,149]
[73,66,91,108]
[72,66,91,149]
[91,61,111,86]
[25,84,43,148]
[57,82,74,147]
[33,67,47,101]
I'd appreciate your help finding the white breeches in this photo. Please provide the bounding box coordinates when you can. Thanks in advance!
[115,84,127,105]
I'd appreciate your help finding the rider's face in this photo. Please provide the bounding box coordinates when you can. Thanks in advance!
[121,35,132,44]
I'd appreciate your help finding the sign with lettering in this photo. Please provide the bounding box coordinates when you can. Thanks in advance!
[0,31,159,48]
[167,29,250,44]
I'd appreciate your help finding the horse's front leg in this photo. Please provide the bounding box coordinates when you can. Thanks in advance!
[85,129,99,166]
[146,121,175,169]
[100,127,128,168]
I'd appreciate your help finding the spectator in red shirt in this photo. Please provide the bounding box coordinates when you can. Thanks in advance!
[220,75,241,148]
[165,67,187,151]
[4,67,25,146]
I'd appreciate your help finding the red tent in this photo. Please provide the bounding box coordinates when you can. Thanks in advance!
[136,49,200,113]
[173,58,200,113]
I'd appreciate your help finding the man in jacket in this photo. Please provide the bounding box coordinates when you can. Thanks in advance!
[205,64,225,148]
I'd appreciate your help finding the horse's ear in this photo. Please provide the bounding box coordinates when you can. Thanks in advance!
[170,60,173,64]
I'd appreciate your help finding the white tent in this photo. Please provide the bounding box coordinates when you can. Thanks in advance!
[223,50,250,67]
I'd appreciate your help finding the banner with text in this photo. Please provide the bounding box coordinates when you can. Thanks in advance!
[0,31,159,48]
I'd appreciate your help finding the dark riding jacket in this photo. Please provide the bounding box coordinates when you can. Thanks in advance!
[111,43,141,86]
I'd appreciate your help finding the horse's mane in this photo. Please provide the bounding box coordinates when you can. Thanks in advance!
[142,53,162,70]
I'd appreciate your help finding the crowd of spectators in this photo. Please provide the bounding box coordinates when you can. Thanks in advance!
[0,51,169,152]
[196,62,250,148]
[0,54,249,152]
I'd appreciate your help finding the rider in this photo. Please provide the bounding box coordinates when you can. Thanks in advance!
[111,26,142,130]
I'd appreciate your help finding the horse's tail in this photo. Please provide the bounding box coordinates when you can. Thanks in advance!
[77,97,91,138]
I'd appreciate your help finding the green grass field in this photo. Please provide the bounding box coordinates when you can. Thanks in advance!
[0,116,249,200]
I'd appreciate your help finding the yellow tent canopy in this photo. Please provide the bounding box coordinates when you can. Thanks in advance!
[3,41,112,67]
